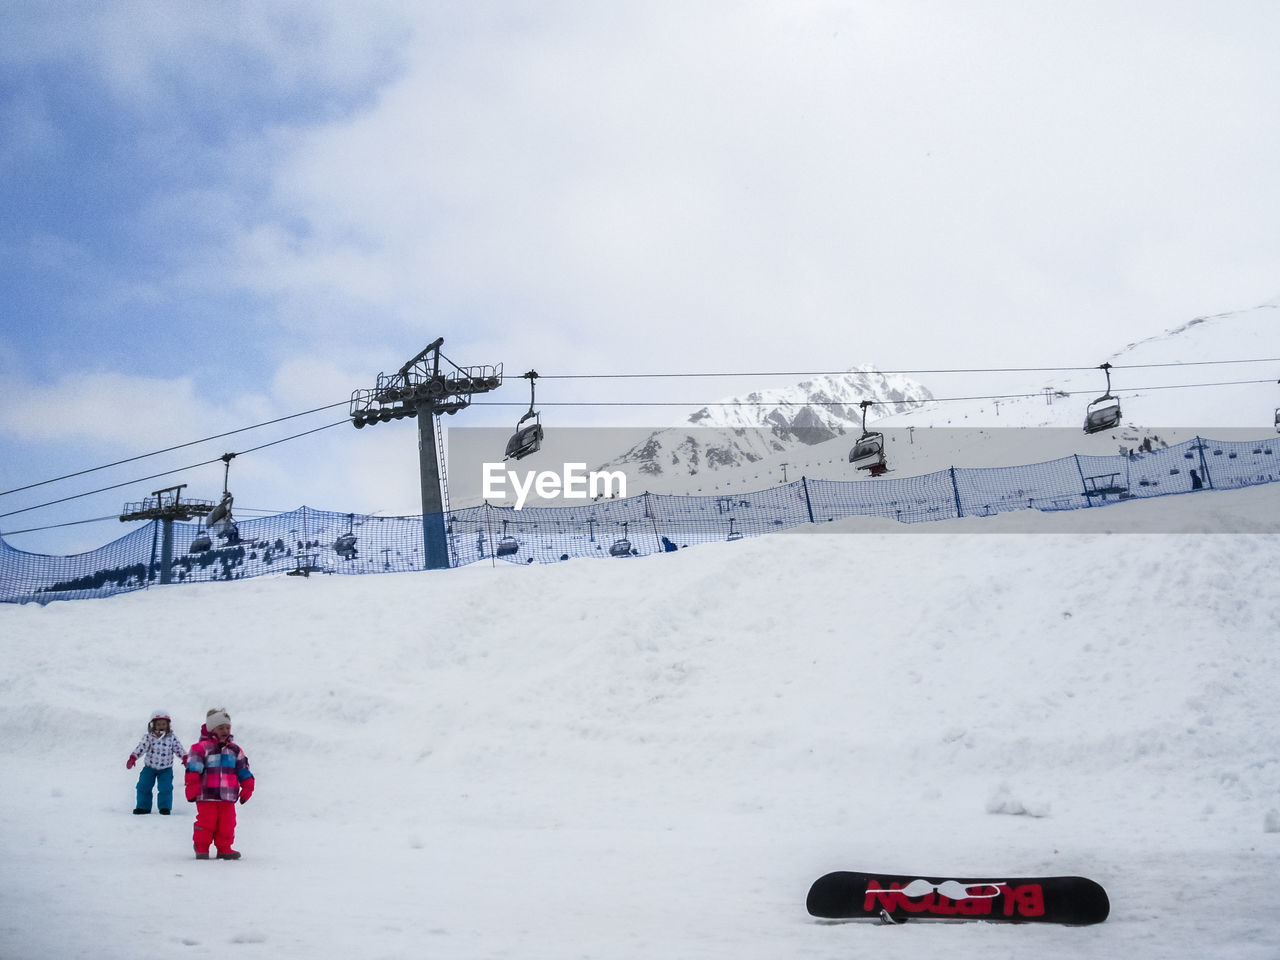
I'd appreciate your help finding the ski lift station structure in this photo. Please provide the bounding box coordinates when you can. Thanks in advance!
[349,338,503,570]
[119,484,215,584]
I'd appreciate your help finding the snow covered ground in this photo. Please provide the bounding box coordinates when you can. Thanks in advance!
[2,480,1278,959]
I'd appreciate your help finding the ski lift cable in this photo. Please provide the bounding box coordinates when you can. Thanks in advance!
[0,419,349,522]
[0,399,350,499]
[468,376,1278,408]
[534,357,1280,379]
[0,455,229,521]
[1,515,122,536]
[234,420,347,457]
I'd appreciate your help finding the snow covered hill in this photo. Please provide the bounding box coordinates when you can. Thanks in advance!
[1,481,1278,959]
[894,297,1280,433]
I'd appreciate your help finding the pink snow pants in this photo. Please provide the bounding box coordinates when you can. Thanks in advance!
[193,801,237,855]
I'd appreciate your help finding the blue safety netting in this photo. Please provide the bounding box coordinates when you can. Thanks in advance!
[3,435,1277,603]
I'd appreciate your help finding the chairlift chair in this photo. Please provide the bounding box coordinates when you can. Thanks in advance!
[333,514,359,559]
[206,494,232,530]
[848,400,888,476]
[1083,363,1122,435]
[609,522,633,557]
[495,519,520,557]
[505,420,543,461]
[334,533,358,560]
[726,518,743,542]
[206,500,238,545]
[204,452,238,530]
[189,529,212,553]
[504,371,544,461]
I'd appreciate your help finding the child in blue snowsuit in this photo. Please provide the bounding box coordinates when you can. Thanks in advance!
[127,711,187,814]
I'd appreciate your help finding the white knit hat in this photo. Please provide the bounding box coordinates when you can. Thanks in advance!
[205,707,232,730]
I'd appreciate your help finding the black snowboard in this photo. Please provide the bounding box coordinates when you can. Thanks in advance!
[807,870,1109,925]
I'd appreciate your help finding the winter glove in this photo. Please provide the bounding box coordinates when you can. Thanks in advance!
[238,778,255,805]
[126,755,137,770]
[184,770,200,803]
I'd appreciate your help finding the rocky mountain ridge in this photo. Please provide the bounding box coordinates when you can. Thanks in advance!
[603,366,933,477]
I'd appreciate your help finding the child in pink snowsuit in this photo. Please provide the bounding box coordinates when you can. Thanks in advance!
[185,707,255,860]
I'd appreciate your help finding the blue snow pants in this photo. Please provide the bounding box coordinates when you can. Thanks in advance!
[135,766,174,811]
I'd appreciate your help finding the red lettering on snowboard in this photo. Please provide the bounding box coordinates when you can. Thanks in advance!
[864,880,1044,919]
[1004,883,1045,918]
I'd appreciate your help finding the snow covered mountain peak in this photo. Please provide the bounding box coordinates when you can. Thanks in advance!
[604,367,933,478]
[683,365,932,433]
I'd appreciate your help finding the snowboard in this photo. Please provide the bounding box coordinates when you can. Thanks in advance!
[807,870,1109,925]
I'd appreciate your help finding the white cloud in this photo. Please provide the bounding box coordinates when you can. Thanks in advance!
[220,1,1280,375]
[0,371,215,447]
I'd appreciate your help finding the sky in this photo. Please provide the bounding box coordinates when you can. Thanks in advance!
[2,0,1280,553]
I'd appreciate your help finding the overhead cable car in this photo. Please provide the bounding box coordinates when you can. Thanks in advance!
[504,370,543,461]
[848,399,888,476]
[1083,362,1122,434]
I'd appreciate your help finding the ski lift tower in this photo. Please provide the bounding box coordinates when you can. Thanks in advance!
[349,338,502,570]
[120,484,214,584]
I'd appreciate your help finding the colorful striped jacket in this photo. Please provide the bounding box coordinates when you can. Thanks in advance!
[185,726,254,802]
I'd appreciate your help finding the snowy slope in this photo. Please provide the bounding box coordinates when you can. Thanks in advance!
[1,481,1279,959]
[894,297,1280,432]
